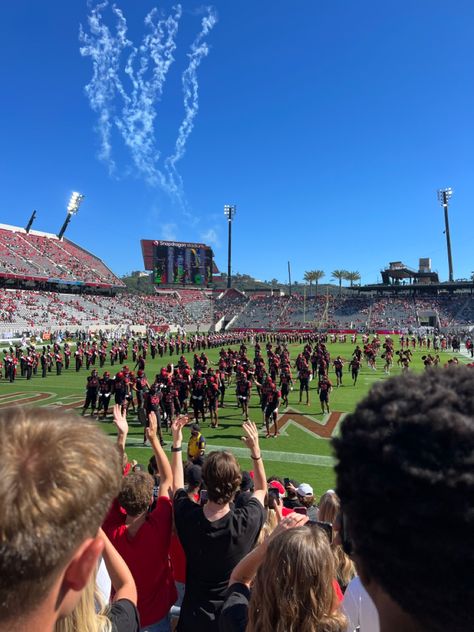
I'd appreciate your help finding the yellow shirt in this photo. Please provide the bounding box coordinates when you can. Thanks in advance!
[188,432,206,459]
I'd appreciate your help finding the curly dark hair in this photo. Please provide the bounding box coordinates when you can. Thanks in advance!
[118,471,154,516]
[332,366,474,632]
[202,451,242,505]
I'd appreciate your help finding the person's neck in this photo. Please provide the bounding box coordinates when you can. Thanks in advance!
[203,500,230,522]
[0,598,56,632]
[370,583,424,632]
[125,511,147,536]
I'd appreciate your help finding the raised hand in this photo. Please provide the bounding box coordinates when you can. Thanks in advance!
[171,414,188,445]
[270,512,308,539]
[145,411,157,442]
[113,404,128,436]
[241,420,260,455]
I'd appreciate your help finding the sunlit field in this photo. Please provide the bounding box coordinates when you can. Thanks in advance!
[1,338,469,497]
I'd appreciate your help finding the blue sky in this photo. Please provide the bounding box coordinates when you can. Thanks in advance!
[0,0,473,284]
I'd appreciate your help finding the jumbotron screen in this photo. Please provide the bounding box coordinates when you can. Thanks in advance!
[141,240,213,286]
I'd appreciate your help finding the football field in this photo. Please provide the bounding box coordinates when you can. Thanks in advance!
[0,340,469,497]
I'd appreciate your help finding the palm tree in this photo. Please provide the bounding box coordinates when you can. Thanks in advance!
[345,271,361,287]
[331,269,348,295]
[313,270,325,296]
[304,271,315,297]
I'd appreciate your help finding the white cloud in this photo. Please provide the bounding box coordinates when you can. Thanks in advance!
[161,223,178,241]
[201,228,220,248]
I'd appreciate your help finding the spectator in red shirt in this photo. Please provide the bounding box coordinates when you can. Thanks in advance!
[103,405,176,632]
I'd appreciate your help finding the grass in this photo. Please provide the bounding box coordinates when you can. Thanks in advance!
[1,339,469,497]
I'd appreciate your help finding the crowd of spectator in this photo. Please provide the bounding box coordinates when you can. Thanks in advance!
[1,366,472,632]
[2,283,474,335]
[0,289,213,332]
[0,226,123,286]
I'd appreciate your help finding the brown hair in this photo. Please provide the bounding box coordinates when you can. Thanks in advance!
[318,491,355,591]
[0,407,122,623]
[202,451,242,505]
[118,471,154,516]
[247,526,347,632]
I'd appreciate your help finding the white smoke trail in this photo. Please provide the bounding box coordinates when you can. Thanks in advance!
[79,1,131,172]
[165,7,218,195]
[80,3,216,199]
[115,4,182,187]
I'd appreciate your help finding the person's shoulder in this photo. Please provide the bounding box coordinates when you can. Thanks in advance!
[173,489,199,516]
[234,496,265,519]
[149,494,173,521]
[109,598,140,632]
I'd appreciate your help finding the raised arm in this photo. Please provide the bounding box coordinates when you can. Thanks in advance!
[113,404,128,463]
[241,420,266,505]
[229,513,308,586]
[98,527,137,605]
[171,415,189,493]
[146,411,172,498]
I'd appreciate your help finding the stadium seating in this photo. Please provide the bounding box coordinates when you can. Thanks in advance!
[0,289,214,333]
[0,225,124,287]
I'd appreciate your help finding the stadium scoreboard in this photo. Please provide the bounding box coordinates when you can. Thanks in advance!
[141,240,213,286]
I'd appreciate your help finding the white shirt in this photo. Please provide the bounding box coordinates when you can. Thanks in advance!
[342,576,380,632]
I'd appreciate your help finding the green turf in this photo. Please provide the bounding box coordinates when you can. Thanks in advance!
[0,340,469,498]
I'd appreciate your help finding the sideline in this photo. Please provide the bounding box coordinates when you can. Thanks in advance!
[128,439,335,467]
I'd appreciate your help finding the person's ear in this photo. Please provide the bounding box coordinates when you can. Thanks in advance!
[63,537,104,592]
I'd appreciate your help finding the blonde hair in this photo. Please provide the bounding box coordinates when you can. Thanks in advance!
[318,491,339,524]
[247,527,347,632]
[55,573,112,632]
[318,491,355,591]
[0,407,122,623]
[257,507,278,544]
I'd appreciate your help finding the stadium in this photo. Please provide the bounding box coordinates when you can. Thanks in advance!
[1,202,473,482]
[3,2,474,630]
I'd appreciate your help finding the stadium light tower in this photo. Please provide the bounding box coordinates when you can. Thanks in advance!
[58,192,85,240]
[437,187,454,283]
[224,204,236,289]
[25,210,37,234]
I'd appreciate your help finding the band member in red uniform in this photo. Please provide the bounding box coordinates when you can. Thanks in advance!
[113,371,127,412]
[298,362,311,406]
[145,383,165,446]
[190,370,207,424]
[98,371,113,419]
[75,347,83,372]
[40,350,48,378]
[263,380,280,439]
[236,372,252,422]
[82,369,100,416]
[98,344,107,368]
[64,343,71,369]
[318,374,333,414]
[162,379,179,428]
[134,369,149,411]
[55,351,63,376]
[348,356,361,385]
[279,365,293,407]
[333,356,344,387]
[206,377,220,428]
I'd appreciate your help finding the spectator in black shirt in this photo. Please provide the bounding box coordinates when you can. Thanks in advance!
[234,471,254,509]
[171,417,266,632]
[282,478,301,510]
